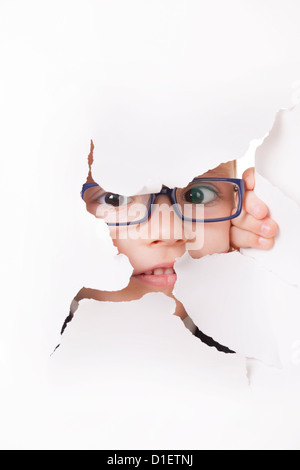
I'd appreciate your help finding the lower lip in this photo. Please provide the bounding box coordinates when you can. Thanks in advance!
[134,273,177,287]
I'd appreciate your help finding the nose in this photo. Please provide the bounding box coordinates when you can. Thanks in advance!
[144,194,188,246]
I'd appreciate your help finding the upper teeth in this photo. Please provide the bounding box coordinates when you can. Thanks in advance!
[144,268,175,275]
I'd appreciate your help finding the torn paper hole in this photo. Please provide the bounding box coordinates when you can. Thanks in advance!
[58,105,300,374]
[60,155,244,354]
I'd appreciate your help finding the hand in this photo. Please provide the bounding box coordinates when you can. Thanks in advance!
[230,167,279,250]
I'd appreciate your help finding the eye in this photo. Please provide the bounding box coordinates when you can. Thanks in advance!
[183,185,219,204]
[97,192,133,207]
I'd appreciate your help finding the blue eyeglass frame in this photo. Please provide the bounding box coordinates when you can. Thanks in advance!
[81,178,245,226]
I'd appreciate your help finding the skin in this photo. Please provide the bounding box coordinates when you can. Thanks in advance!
[75,157,279,321]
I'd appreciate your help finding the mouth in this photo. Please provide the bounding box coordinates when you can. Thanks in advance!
[133,263,177,287]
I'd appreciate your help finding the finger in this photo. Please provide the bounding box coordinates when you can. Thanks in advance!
[231,212,279,238]
[242,190,269,219]
[230,226,275,250]
[242,167,255,191]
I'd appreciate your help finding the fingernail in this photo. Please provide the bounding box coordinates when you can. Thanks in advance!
[261,223,271,236]
[259,237,269,246]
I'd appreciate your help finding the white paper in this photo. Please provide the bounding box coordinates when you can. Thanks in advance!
[242,106,300,286]
[1,0,300,450]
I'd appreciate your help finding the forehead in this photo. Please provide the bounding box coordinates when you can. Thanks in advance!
[195,162,235,179]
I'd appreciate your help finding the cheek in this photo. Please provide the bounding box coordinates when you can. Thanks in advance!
[188,221,231,258]
[108,228,147,270]
[109,228,134,255]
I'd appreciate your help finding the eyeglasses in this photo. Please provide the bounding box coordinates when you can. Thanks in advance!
[81,178,245,226]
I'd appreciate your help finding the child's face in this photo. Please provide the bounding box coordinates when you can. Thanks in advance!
[83,161,235,301]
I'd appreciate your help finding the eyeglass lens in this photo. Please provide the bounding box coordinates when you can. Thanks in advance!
[90,180,240,224]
